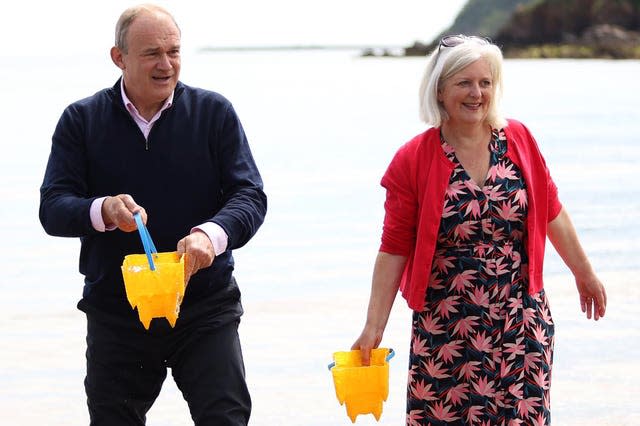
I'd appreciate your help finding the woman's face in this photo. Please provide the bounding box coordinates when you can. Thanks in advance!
[438,58,493,127]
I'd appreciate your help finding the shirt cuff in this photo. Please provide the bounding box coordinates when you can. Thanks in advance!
[90,197,117,232]
[192,222,228,256]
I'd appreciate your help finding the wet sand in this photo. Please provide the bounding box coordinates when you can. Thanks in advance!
[1,270,637,425]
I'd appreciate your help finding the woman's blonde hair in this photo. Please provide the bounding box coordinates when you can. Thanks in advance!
[419,35,507,129]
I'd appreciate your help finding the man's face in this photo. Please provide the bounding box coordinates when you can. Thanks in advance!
[112,11,181,114]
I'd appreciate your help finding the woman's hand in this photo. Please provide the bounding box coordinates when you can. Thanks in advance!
[351,326,384,366]
[547,208,607,321]
[351,252,407,366]
[575,272,607,320]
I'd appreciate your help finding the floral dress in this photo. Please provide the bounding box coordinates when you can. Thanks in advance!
[406,129,555,426]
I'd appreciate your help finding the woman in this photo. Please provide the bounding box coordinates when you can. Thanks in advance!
[352,35,607,425]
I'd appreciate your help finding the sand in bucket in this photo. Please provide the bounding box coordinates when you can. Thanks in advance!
[329,348,394,423]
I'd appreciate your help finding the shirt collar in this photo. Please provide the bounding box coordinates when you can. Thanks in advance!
[120,80,174,123]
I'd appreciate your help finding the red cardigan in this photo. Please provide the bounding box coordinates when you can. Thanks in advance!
[380,119,562,311]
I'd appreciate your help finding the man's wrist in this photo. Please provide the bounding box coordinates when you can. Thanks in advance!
[90,197,116,232]
[191,222,228,255]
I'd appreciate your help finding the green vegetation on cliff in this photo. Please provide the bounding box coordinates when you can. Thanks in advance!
[401,0,640,58]
[401,0,540,54]
[441,0,542,38]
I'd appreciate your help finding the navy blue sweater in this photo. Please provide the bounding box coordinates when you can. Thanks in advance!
[40,80,267,324]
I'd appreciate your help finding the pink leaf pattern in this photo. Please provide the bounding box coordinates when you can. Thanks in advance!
[463,178,482,195]
[504,337,526,361]
[451,315,480,339]
[419,312,446,335]
[495,201,522,222]
[406,409,425,426]
[446,180,467,200]
[442,202,457,218]
[469,286,490,307]
[483,184,507,202]
[495,162,518,180]
[508,382,524,399]
[524,352,542,374]
[523,306,537,327]
[465,199,482,218]
[412,336,430,358]
[450,269,477,293]
[436,340,464,364]
[457,360,481,381]
[454,220,478,240]
[445,383,470,406]
[434,295,461,320]
[422,358,449,379]
[428,401,461,422]
[472,375,496,397]
[514,188,528,208]
[531,368,550,390]
[432,253,456,274]
[532,324,549,346]
[471,330,492,353]
[516,397,542,418]
[466,405,484,424]
[411,379,438,401]
[406,129,553,425]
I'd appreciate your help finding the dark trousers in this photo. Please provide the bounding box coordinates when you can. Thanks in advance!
[84,315,251,425]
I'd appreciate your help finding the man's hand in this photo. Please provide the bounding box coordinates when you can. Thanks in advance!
[177,230,215,285]
[102,194,147,232]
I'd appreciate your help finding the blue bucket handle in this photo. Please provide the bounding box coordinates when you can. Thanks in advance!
[133,212,157,271]
[386,348,395,362]
[327,348,395,370]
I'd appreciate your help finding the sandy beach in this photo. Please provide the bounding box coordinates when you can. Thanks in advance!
[1,266,638,425]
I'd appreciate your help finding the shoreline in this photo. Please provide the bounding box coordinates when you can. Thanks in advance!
[196,43,640,60]
[366,43,640,59]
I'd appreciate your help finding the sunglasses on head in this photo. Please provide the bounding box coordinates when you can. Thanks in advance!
[438,34,492,52]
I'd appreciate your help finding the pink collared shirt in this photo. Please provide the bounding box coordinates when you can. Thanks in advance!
[88,82,228,255]
[122,82,174,138]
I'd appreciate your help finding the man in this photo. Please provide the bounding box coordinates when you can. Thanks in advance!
[39,4,266,425]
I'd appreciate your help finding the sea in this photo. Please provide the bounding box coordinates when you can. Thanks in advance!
[0,50,638,425]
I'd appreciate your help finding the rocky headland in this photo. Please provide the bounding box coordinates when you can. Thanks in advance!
[366,0,640,59]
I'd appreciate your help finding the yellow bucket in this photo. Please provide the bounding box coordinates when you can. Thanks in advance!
[121,251,185,330]
[329,348,394,423]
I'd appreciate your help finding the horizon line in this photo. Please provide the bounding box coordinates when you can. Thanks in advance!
[198,44,409,52]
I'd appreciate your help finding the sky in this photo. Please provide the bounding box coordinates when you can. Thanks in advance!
[5,0,467,56]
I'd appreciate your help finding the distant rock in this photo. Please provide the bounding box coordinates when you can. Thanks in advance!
[581,24,640,45]
[403,41,431,57]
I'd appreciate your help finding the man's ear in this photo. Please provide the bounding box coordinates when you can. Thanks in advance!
[110,46,125,70]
